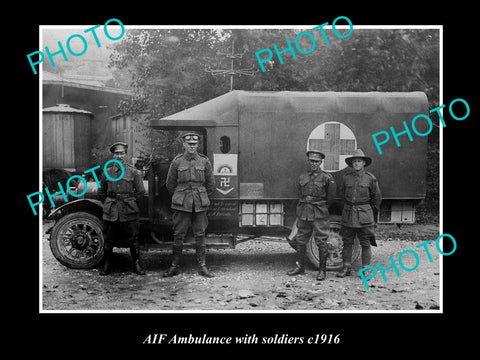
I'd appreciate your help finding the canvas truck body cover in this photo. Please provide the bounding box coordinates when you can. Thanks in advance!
[150,90,429,226]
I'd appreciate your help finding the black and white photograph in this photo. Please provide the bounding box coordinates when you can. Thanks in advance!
[15,6,476,356]
[39,24,442,313]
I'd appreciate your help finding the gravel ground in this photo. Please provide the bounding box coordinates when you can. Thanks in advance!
[41,222,441,312]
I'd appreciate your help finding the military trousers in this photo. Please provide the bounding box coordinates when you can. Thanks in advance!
[102,219,140,251]
[340,225,374,266]
[296,218,329,254]
[172,209,208,246]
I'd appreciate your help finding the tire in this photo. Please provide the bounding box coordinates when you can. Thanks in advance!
[49,212,104,269]
[306,219,361,271]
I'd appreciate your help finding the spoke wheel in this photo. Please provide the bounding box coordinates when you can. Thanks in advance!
[306,220,361,270]
[49,212,104,269]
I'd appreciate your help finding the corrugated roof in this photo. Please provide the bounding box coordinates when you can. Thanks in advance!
[42,71,133,96]
[42,103,92,114]
[43,71,63,81]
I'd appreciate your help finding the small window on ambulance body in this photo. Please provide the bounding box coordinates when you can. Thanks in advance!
[220,136,231,153]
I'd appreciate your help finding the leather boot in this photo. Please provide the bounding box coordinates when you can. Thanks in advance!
[99,248,112,276]
[163,245,182,277]
[130,246,145,275]
[337,242,352,278]
[196,244,214,278]
[361,246,372,268]
[287,244,306,276]
[336,263,351,278]
[316,249,328,281]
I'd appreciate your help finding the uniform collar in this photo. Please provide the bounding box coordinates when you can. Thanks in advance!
[184,151,199,161]
[107,161,125,175]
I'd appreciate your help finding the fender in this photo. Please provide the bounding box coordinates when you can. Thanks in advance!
[47,198,104,221]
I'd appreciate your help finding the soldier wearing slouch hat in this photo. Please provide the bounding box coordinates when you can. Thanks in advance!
[337,149,382,278]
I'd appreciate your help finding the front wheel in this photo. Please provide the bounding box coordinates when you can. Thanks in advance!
[49,212,104,269]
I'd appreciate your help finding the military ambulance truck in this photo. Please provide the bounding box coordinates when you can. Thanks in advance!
[47,91,430,271]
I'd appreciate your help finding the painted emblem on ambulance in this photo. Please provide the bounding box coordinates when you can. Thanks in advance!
[307,121,357,172]
[213,154,237,176]
[217,187,234,195]
[213,154,238,197]
[217,165,233,174]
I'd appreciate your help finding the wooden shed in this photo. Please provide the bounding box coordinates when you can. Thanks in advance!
[110,112,153,165]
[42,104,93,173]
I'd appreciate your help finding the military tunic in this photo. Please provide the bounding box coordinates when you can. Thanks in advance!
[166,152,214,213]
[340,169,381,228]
[98,163,145,222]
[296,170,336,221]
[295,170,336,248]
[166,151,214,245]
[97,162,145,250]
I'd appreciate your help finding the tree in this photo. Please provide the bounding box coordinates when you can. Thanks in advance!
[110,27,439,111]
[109,27,440,221]
[109,29,228,118]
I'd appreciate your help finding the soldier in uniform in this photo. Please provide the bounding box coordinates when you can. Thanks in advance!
[97,142,146,276]
[337,149,382,278]
[164,132,215,278]
[287,150,336,281]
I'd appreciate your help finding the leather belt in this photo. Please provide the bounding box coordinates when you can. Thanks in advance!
[177,184,204,190]
[305,195,323,201]
[300,197,326,205]
[344,200,370,206]
[107,193,134,200]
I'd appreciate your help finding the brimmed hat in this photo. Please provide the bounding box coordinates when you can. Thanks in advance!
[181,132,200,144]
[345,149,372,167]
[306,149,325,160]
[110,142,128,153]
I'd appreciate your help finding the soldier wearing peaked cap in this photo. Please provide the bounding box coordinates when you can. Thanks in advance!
[337,149,382,278]
[109,141,127,153]
[97,142,146,275]
[288,149,336,281]
[164,132,215,278]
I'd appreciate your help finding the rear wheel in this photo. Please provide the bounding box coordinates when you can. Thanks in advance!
[306,219,361,270]
[287,217,361,271]
[49,212,104,269]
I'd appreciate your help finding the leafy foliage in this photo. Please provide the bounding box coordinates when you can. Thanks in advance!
[109,27,439,222]
[110,28,439,111]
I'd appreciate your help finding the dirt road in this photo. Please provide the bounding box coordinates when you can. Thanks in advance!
[42,222,441,311]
